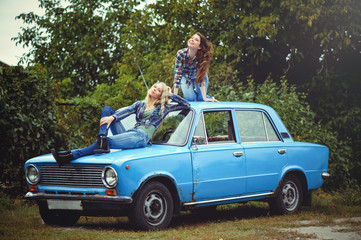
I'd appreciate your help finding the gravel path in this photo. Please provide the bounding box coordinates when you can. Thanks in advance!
[281,217,361,240]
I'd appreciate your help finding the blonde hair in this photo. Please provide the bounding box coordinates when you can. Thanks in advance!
[144,82,170,113]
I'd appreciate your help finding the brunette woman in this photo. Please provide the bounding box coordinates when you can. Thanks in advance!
[173,32,218,102]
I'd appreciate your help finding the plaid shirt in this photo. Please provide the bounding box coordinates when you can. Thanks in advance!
[173,48,199,89]
[113,93,190,129]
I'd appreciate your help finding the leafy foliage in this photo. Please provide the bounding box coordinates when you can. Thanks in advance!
[13,0,143,96]
[0,65,57,196]
[308,60,361,186]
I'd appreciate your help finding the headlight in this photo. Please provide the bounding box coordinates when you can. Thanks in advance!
[102,167,118,188]
[26,165,40,185]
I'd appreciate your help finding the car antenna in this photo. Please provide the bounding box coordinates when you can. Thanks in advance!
[132,48,149,91]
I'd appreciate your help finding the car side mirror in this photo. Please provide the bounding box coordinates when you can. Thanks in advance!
[191,136,206,150]
[191,137,199,150]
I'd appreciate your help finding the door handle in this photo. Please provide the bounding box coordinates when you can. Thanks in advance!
[233,151,244,157]
[278,149,287,154]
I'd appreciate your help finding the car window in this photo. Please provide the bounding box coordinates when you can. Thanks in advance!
[106,110,136,137]
[194,111,236,144]
[193,113,207,144]
[235,110,280,142]
[120,114,136,131]
[151,109,193,145]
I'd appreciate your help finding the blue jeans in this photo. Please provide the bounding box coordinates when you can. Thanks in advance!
[71,106,149,159]
[180,74,210,101]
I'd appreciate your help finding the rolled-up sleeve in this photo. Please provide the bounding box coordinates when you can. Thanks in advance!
[113,101,140,121]
[168,93,190,112]
[173,49,186,89]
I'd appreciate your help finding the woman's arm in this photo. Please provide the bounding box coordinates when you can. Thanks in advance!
[168,93,190,112]
[113,101,140,121]
[99,102,140,129]
[173,49,186,91]
[199,84,218,102]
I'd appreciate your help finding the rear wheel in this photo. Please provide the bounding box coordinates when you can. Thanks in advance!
[269,175,303,215]
[38,202,80,226]
[129,181,173,230]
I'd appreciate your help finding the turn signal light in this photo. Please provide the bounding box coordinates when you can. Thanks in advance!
[29,186,38,192]
[106,189,117,196]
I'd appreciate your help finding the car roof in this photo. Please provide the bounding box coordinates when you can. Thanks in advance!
[188,101,293,142]
[189,101,272,111]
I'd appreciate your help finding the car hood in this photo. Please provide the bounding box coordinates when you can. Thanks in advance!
[26,144,188,166]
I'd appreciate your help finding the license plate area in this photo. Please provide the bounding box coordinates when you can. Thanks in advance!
[47,200,83,210]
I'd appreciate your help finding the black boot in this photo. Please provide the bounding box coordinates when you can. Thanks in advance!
[93,135,110,154]
[51,148,75,167]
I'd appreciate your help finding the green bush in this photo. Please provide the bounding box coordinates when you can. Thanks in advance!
[0,65,57,196]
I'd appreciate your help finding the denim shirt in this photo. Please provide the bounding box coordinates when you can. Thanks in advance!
[113,94,190,129]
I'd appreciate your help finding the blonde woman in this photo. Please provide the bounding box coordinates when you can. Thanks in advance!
[52,82,190,166]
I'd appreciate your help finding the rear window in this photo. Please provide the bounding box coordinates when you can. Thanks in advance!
[235,110,280,142]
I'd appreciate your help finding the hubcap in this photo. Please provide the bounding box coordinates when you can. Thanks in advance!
[143,192,166,226]
[281,181,299,212]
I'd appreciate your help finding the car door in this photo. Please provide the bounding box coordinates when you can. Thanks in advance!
[191,110,246,201]
[235,110,287,194]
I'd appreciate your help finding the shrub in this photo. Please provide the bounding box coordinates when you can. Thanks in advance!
[0,65,57,196]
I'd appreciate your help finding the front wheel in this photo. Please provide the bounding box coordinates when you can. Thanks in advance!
[38,202,80,226]
[129,181,173,230]
[269,175,303,215]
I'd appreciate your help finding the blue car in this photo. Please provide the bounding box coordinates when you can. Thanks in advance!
[24,102,330,230]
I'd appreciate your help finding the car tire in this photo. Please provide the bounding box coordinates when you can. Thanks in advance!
[38,202,80,226]
[129,181,173,230]
[269,174,303,215]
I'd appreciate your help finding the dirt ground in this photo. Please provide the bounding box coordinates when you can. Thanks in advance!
[280,217,361,240]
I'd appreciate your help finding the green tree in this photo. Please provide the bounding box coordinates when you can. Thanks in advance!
[14,0,143,96]
[0,65,57,196]
[308,52,361,186]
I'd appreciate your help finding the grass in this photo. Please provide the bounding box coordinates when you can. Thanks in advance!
[1,190,360,240]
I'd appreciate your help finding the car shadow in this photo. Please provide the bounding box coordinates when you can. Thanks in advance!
[74,203,271,231]
[76,217,132,231]
[170,203,271,228]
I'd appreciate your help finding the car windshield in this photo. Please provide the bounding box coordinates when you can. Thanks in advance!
[151,109,193,146]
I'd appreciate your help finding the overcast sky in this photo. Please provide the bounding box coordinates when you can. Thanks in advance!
[0,0,45,66]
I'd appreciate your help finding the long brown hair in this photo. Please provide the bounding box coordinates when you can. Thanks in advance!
[195,32,212,84]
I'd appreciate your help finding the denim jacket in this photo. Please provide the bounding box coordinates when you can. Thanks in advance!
[113,94,190,129]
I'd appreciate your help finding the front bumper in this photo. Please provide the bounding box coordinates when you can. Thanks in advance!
[25,192,133,204]
[321,172,332,180]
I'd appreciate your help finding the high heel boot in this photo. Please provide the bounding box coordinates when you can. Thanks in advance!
[51,148,75,167]
[93,135,110,154]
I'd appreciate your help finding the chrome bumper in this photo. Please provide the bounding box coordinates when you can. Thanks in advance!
[25,192,133,204]
[322,172,332,180]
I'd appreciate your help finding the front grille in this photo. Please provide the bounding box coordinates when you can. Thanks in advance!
[38,165,105,188]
